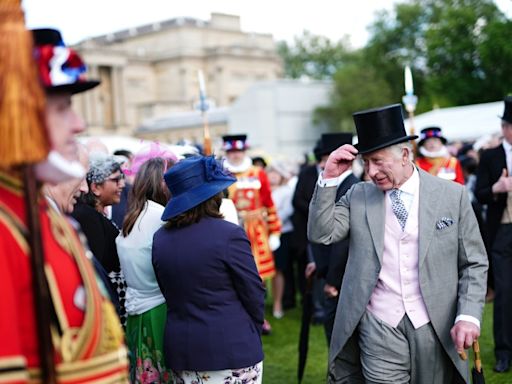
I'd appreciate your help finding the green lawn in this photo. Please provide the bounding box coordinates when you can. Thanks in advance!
[262,302,512,383]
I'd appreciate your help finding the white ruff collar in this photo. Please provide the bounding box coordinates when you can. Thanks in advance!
[419,146,449,158]
[224,156,252,173]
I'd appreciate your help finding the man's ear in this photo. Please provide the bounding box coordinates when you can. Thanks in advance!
[402,147,411,165]
[90,182,102,197]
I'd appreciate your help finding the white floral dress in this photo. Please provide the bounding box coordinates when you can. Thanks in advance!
[172,362,263,384]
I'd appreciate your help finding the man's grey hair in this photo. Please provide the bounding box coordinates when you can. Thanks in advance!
[387,142,414,162]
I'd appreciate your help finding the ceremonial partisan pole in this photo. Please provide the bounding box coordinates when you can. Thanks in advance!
[402,65,418,156]
[197,70,212,155]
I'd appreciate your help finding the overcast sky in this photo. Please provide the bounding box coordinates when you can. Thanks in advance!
[22,0,512,48]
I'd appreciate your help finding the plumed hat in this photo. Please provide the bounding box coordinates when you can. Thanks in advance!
[418,126,447,147]
[32,28,100,94]
[222,134,249,151]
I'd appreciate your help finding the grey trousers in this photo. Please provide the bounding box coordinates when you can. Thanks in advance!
[358,311,454,384]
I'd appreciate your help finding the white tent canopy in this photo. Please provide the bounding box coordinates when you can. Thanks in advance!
[404,101,503,142]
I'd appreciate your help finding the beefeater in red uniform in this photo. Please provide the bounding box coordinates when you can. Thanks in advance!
[0,5,128,382]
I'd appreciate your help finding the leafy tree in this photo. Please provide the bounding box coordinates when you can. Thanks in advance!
[277,30,350,80]
[314,52,395,132]
[478,19,512,98]
[364,0,511,107]
[279,0,512,133]
[425,0,508,105]
[364,1,431,111]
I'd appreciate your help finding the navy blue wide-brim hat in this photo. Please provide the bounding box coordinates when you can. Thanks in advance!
[161,156,236,221]
[353,103,418,154]
[32,29,100,94]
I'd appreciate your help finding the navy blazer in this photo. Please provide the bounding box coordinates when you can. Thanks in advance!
[152,217,265,371]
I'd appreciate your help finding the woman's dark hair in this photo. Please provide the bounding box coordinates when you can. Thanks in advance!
[122,157,170,236]
[165,192,223,229]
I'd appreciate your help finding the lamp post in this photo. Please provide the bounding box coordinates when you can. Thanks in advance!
[197,70,212,155]
[402,65,418,155]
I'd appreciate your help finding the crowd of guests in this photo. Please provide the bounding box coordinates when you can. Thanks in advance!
[71,100,510,381]
[0,7,510,383]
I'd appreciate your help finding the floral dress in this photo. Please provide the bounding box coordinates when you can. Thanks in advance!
[172,362,263,384]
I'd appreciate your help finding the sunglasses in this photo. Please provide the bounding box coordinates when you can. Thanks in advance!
[105,174,125,184]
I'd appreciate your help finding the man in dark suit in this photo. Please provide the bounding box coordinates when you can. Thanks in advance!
[293,133,358,325]
[475,95,512,373]
[308,134,360,343]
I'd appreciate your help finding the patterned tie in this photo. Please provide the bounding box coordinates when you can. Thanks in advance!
[390,189,408,231]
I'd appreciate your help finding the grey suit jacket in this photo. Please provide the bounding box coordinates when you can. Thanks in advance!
[308,169,488,384]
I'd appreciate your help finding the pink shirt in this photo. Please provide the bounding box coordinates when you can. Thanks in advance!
[367,169,430,329]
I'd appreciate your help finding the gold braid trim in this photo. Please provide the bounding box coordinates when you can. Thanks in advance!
[0,355,28,382]
[46,207,126,362]
[0,371,28,383]
[0,201,28,253]
[27,348,129,383]
[0,356,26,370]
[0,170,23,195]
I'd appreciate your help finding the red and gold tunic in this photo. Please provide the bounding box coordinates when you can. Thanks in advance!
[416,156,465,184]
[227,164,281,280]
[0,171,129,384]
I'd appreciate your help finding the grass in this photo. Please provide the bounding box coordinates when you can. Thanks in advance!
[262,302,512,383]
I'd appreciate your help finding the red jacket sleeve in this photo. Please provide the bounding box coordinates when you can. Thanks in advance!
[0,223,30,384]
[257,168,281,235]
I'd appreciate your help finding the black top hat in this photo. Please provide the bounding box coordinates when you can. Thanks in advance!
[222,134,249,151]
[500,96,512,124]
[353,104,417,154]
[32,28,100,94]
[418,126,447,147]
[315,133,353,160]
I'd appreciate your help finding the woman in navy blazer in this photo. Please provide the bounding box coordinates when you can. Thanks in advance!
[152,156,265,383]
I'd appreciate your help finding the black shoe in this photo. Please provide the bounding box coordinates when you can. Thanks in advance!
[494,358,511,373]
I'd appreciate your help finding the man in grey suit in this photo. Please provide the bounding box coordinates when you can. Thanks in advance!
[308,104,488,383]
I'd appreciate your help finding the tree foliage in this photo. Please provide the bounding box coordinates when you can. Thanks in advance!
[277,0,512,132]
[277,30,350,80]
[425,0,510,105]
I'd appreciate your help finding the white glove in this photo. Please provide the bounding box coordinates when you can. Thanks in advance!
[268,234,281,252]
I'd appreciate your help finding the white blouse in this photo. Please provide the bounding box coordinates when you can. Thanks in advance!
[116,200,166,315]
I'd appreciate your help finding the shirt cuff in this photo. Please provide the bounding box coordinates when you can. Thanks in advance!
[317,171,342,188]
[455,315,480,329]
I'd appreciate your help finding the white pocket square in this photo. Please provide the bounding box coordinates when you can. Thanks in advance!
[436,217,454,230]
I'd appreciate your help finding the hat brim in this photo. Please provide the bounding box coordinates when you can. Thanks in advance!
[418,136,447,147]
[46,80,100,95]
[355,135,418,155]
[161,179,235,221]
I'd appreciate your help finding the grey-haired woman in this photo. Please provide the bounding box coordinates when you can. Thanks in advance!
[72,152,128,324]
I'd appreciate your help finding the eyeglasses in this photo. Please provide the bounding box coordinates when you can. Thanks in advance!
[105,174,125,184]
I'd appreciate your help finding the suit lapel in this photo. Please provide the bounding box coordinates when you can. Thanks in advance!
[365,183,385,264]
[418,170,441,267]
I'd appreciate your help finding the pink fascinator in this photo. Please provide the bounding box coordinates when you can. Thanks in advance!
[124,142,178,176]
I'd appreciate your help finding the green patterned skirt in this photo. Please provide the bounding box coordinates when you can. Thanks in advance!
[126,303,173,383]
